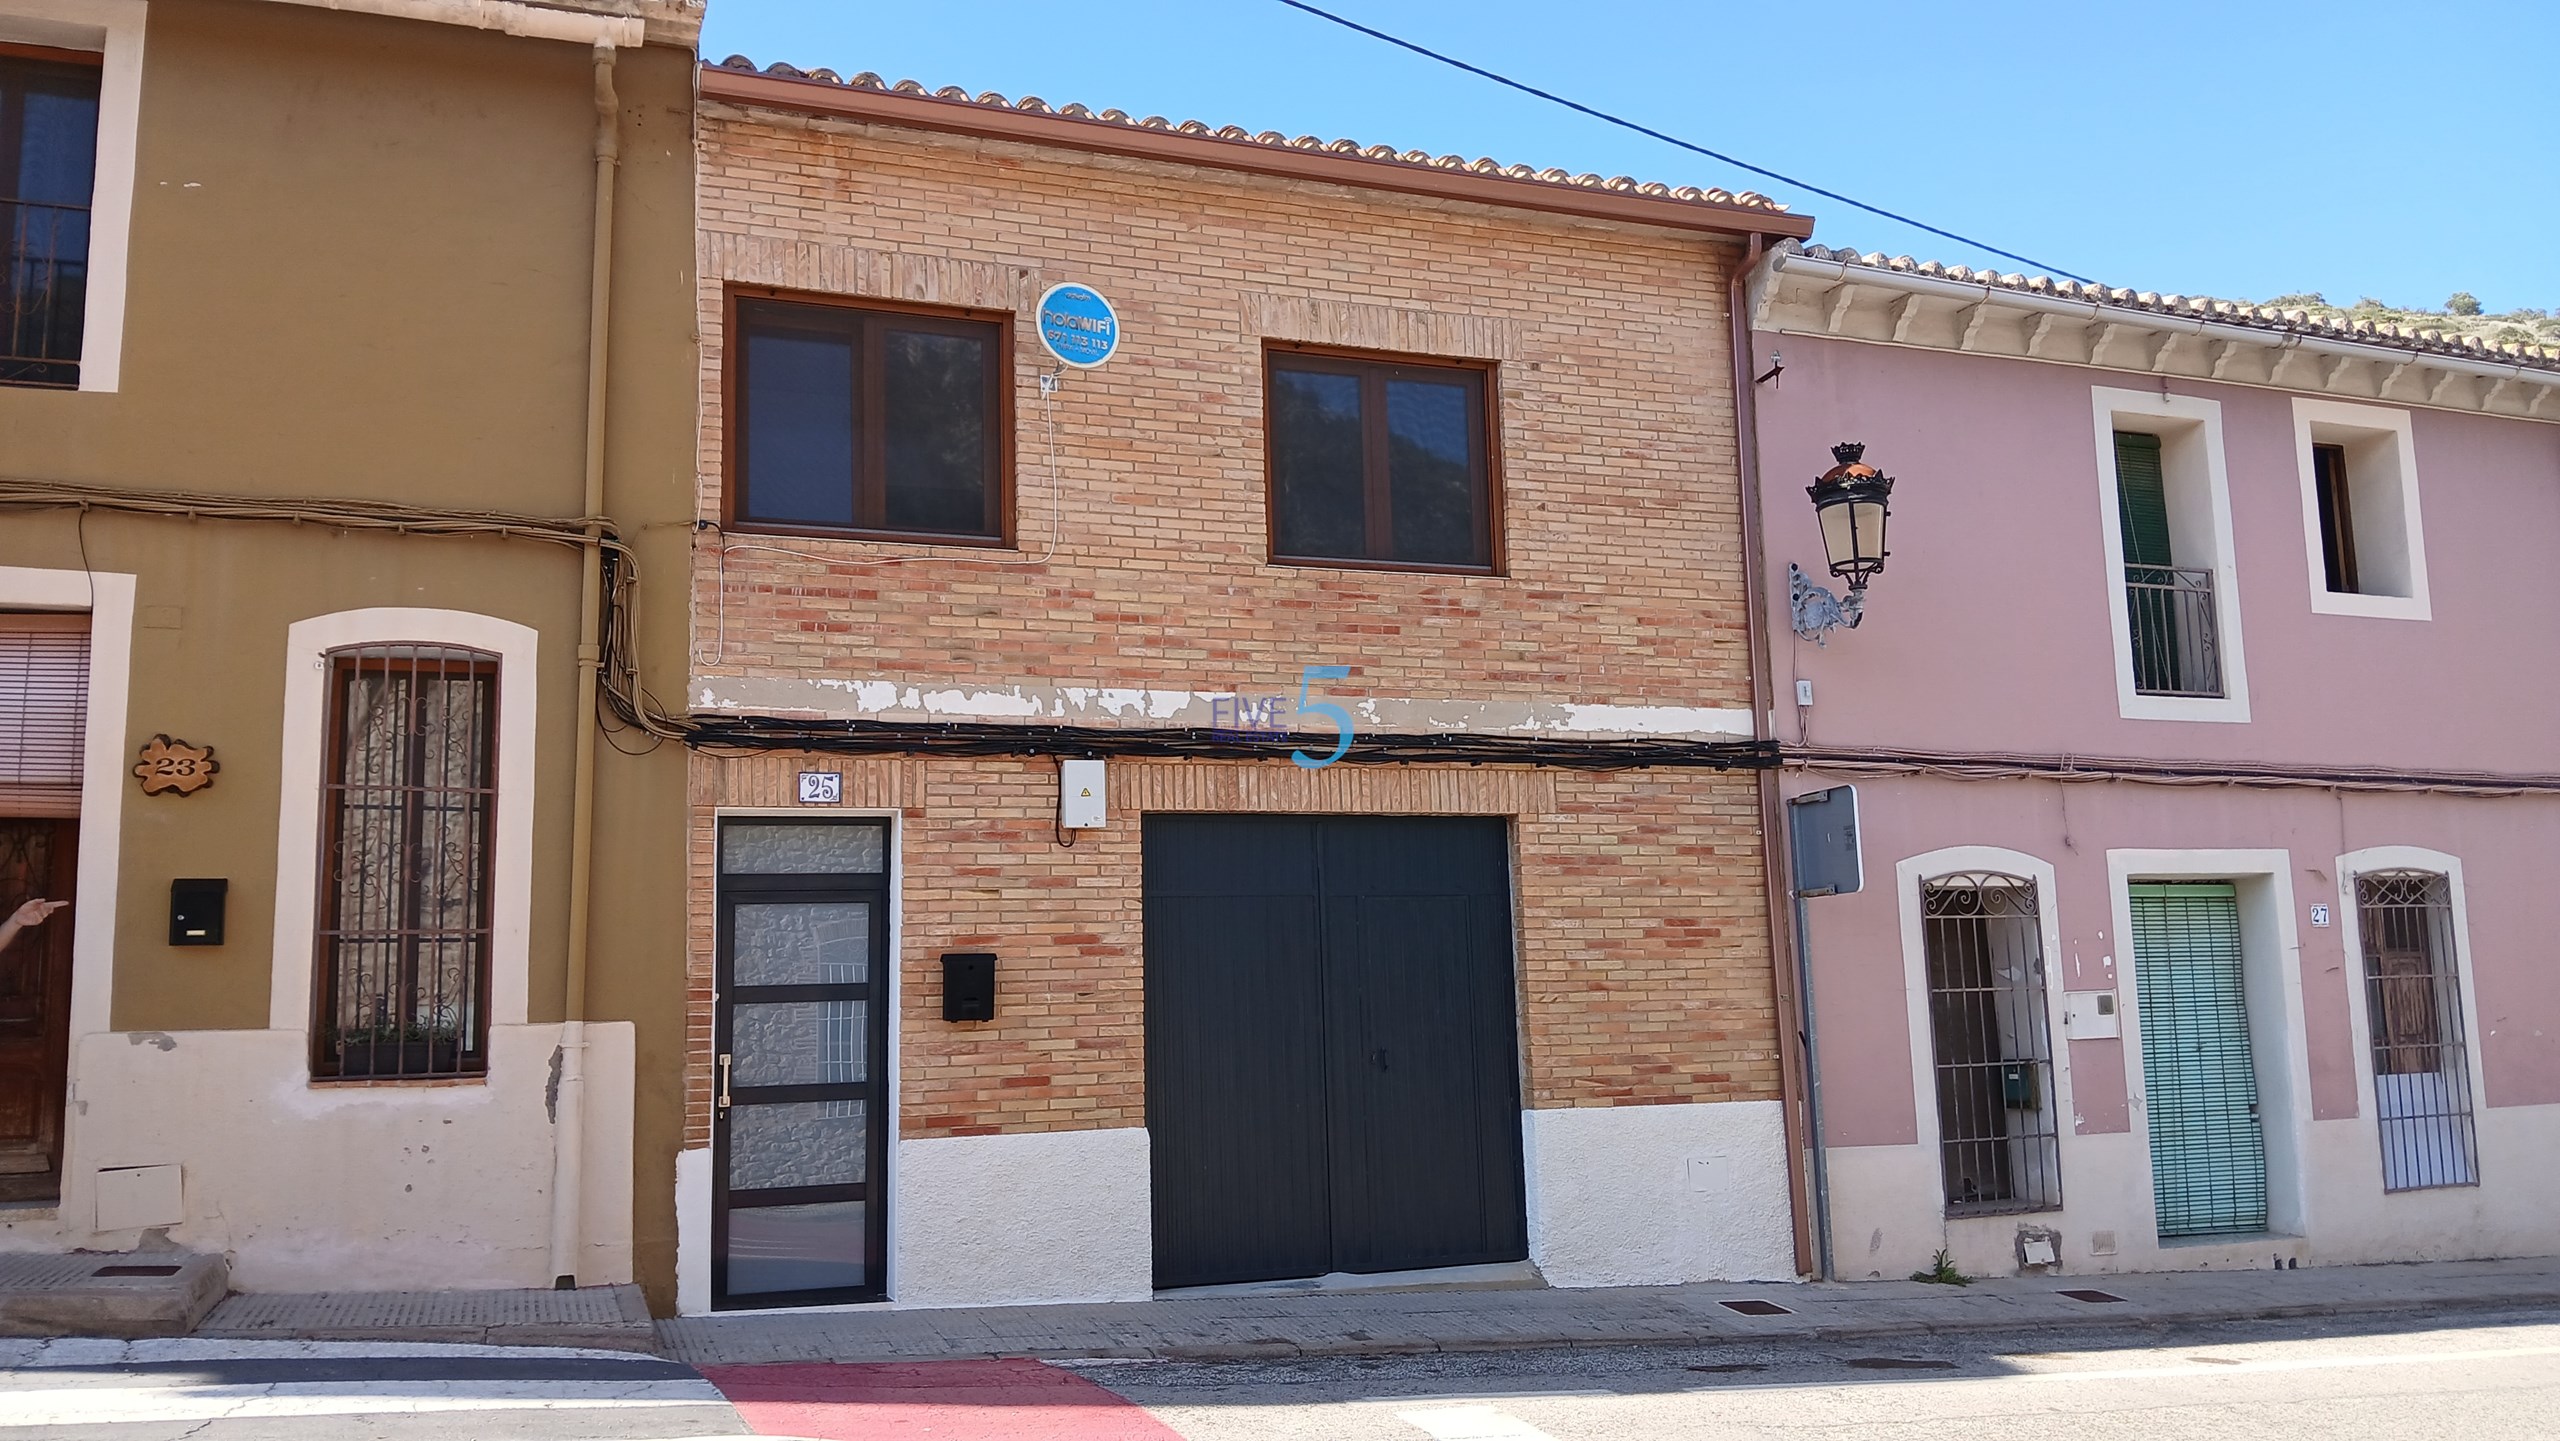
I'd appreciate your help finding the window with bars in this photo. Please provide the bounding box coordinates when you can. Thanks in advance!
[2354,870,2478,1191]
[3,47,101,389]
[1920,873,2062,1215]
[312,647,498,1080]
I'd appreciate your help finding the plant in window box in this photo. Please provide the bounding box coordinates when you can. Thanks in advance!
[335,1003,468,1078]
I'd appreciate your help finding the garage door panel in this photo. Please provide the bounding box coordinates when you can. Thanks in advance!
[1325,890,1525,1273]
[1144,859,1333,1288]
[1145,814,1524,1290]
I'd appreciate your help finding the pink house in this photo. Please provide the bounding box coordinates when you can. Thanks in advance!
[1745,244,2560,1279]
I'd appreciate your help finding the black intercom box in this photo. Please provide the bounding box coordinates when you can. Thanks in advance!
[170,878,228,946]
[941,952,995,1022]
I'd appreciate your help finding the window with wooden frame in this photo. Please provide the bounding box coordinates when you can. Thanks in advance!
[2,45,103,389]
[313,646,499,1081]
[729,293,1010,544]
[2311,443,2359,594]
[1266,345,1497,572]
[2354,870,2478,1191]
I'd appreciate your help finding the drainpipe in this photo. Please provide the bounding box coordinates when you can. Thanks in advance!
[1729,234,1822,1279]
[548,35,618,1291]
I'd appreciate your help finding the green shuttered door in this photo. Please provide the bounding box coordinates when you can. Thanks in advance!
[2113,432,2174,567]
[2130,882,2269,1238]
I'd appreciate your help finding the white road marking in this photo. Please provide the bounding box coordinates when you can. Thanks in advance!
[1681,1341,2560,1394]
[0,1378,729,1428]
[1396,1402,1564,1440]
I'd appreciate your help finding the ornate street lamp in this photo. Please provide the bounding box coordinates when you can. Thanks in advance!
[1790,442,1896,643]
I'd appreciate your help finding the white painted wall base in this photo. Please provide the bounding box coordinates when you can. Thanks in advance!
[5,1024,637,1292]
[1828,1102,2560,1281]
[674,1146,711,1316]
[892,1127,1153,1308]
[1522,1100,1795,1286]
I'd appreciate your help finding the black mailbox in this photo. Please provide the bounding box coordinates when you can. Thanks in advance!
[942,952,995,1022]
[170,878,228,946]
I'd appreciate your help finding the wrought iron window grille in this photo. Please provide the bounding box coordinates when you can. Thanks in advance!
[2355,871,2480,1191]
[2124,564,2223,698]
[1921,873,2063,1216]
[312,645,498,1081]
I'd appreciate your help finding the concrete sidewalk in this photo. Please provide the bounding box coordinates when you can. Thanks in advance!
[654,1257,2560,1366]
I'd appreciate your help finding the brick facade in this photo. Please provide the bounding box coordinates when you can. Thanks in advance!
[692,102,1755,711]
[687,97,1781,1154]
[685,755,1778,1146]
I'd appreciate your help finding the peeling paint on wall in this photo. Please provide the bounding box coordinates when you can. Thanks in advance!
[693,675,1756,740]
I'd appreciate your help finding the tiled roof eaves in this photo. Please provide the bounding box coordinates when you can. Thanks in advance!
[700,60,1814,241]
[1791,243,2560,377]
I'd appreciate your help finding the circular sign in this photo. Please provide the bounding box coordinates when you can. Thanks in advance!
[1036,282,1120,369]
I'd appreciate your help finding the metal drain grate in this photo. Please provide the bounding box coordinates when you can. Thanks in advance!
[1719,1299,1793,1316]
[93,1265,184,1278]
[2060,1288,2127,1303]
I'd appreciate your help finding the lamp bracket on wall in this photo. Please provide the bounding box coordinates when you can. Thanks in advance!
[1790,562,1865,645]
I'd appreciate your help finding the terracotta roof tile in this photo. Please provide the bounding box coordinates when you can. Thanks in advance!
[709,55,1793,219]
[1795,243,2560,373]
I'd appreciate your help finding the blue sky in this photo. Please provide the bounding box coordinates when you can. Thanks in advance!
[702,1,2557,314]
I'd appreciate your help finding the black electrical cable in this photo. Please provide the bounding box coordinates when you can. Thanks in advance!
[1270,0,2095,284]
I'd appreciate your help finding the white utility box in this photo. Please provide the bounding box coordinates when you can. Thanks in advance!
[1060,758,1107,829]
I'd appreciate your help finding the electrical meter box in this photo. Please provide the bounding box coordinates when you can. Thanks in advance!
[1060,758,1106,829]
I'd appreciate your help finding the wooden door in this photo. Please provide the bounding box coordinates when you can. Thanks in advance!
[0,818,76,1202]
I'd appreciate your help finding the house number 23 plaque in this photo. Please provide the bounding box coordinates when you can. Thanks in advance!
[134,735,220,797]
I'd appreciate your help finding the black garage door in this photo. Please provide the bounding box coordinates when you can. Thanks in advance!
[1144,815,1527,1289]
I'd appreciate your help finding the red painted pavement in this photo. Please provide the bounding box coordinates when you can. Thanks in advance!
[702,1359,1190,1440]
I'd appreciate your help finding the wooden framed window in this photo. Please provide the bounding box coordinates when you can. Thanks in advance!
[313,646,499,1081]
[2312,442,2359,594]
[1,46,104,389]
[728,291,1010,545]
[1266,345,1498,572]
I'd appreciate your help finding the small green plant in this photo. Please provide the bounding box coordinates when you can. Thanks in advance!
[1910,1248,1971,1286]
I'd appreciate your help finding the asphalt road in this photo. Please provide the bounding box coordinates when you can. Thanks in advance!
[2,1309,2553,1439]
[1081,1309,2560,1441]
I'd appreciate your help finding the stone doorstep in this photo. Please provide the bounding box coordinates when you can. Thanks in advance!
[0,1250,229,1339]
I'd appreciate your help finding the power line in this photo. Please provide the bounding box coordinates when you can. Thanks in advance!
[1270,0,2094,283]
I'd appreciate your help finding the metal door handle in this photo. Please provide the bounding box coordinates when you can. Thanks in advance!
[717,1053,733,1111]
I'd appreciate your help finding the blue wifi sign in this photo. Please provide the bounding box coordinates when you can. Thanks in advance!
[1036,283,1120,368]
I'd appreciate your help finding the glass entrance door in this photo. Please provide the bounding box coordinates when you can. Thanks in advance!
[713,819,890,1307]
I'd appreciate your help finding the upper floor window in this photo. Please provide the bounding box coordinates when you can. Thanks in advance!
[2293,398,2429,621]
[729,293,1009,545]
[2113,429,2222,699]
[1267,346,1497,572]
[314,645,498,1081]
[1,46,101,389]
[2092,386,2249,723]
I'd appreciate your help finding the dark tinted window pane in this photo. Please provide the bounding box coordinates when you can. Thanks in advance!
[882,327,991,535]
[743,327,855,526]
[3,60,101,387]
[17,88,100,203]
[1385,377,1481,565]
[1271,367,1366,559]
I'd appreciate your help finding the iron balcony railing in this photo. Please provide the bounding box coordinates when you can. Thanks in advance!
[2125,563,2222,698]
[3,198,90,390]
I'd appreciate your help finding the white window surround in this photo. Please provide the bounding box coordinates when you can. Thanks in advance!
[0,0,143,394]
[2330,846,2489,1168]
[2090,386,2251,723]
[1891,846,2075,1169]
[268,609,537,1042]
[2105,849,2309,1238]
[2292,398,2431,621]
